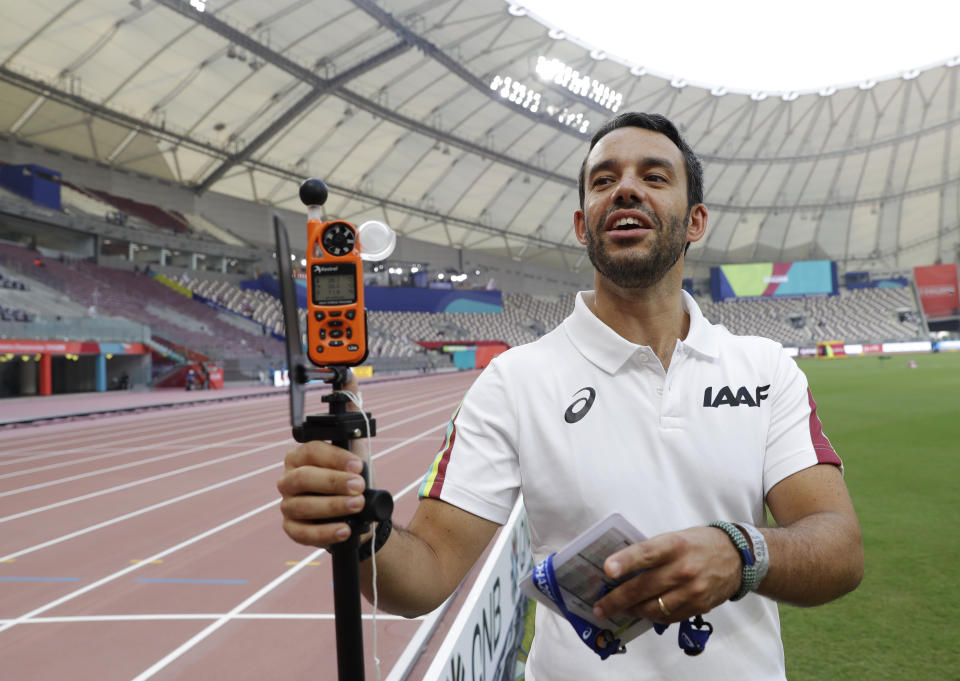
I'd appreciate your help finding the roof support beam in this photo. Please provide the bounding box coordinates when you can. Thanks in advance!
[197,40,411,193]
[0,65,580,256]
[154,0,573,188]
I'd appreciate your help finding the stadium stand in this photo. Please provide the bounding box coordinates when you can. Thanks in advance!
[0,242,282,360]
[697,286,924,345]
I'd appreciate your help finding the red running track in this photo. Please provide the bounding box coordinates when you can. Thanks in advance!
[0,371,484,681]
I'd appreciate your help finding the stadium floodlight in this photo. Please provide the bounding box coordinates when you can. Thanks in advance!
[819,85,837,96]
[508,3,527,16]
[630,65,647,77]
[670,77,687,89]
[535,56,622,112]
[589,49,607,61]
[781,91,800,101]
[489,75,542,112]
[557,108,591,134]
[858,79,877,90]
[948,55,960,67]
[548,28,565,39]
[710,86,728,97]
[902,68,921,80]
[750,91,768,101]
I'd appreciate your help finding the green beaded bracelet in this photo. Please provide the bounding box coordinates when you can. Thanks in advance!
[708,521,757,601]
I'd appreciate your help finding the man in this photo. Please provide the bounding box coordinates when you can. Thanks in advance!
[277,112,863,680]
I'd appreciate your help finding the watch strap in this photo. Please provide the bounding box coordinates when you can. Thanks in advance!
[735,523,769,586]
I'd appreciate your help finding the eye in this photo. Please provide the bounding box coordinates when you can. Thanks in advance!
[592,176,614,187]
[645,174,668,183]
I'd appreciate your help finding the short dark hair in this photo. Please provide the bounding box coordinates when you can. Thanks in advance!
[577,112,704,211]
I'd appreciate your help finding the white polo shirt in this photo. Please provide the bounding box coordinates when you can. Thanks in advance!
[420,290,841,681]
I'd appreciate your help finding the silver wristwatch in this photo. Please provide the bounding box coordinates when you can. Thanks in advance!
[735,523,769,587]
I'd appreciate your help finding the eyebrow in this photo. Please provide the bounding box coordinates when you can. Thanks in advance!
[588,155,679,180]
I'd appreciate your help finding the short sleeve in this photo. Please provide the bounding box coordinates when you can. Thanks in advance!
[418,358,521,524]
[763,348,842,494]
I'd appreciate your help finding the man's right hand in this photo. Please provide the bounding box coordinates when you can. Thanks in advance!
[276,441,368,548]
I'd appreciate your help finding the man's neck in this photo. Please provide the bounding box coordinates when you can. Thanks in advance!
[587,270,689,371]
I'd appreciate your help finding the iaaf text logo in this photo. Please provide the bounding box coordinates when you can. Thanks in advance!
[703,384,770,408]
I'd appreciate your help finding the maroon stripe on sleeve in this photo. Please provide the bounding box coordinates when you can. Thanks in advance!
[807,388,842,466]
[427,425,456,499]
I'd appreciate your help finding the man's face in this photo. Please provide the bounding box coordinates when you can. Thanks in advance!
[575,127,696,289]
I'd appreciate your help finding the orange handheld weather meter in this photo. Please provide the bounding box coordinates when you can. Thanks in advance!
[301,179,368,367]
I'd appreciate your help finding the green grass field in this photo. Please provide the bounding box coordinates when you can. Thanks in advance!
[518,352,960,679]
[781,352,960,680]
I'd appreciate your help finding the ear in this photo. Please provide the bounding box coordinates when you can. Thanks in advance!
[574,209,588,246]
[686,204,708,244]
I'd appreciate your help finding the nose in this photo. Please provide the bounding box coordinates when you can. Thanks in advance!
[612,171,645,205]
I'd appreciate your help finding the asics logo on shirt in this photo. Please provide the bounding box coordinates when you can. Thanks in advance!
[703,384,770,408]
[565,387,596,423]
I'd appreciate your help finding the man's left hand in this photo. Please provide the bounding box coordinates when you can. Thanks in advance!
[592,526,742,624]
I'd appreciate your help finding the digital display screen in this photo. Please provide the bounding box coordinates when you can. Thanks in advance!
[709,260,838,301]
[312,263,357,305]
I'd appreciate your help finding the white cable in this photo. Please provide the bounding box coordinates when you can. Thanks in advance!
[340,387,382,681]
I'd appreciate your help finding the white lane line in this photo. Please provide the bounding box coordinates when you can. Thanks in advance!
[0,382,461,478]
[0,401,284,463]
[0,499,280,635]
[0,434,281,483]
[126,547,328,681]
[0,425,289,497]
[125,465,432,681]
[0,441,285,524]
[4,613,414,623]
[0,404,287,471]
[2,393,454,519]
[1,421,443,560]
[0,464,280,562]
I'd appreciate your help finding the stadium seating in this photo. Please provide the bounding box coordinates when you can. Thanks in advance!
[0,242,281,358]
[697,286,923,345]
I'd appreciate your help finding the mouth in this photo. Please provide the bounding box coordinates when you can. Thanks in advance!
[603,211,654,238]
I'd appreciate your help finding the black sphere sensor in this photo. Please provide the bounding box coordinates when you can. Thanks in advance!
[299,178,328,206]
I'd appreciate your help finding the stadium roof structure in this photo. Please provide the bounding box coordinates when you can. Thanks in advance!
[2,0,959,275]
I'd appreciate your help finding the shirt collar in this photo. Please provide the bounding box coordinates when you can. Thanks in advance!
[563,289,720,374]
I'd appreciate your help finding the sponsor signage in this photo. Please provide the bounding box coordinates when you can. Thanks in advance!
[0,341,148,354]
[423,500,532,681]
[882,341,933,354]
[913,264,960,318]
[710,260,838,301]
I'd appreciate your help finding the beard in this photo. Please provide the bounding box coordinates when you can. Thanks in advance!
[584,205,689,289]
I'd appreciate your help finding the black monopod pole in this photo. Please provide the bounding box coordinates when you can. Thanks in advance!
[292,367,393,681]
